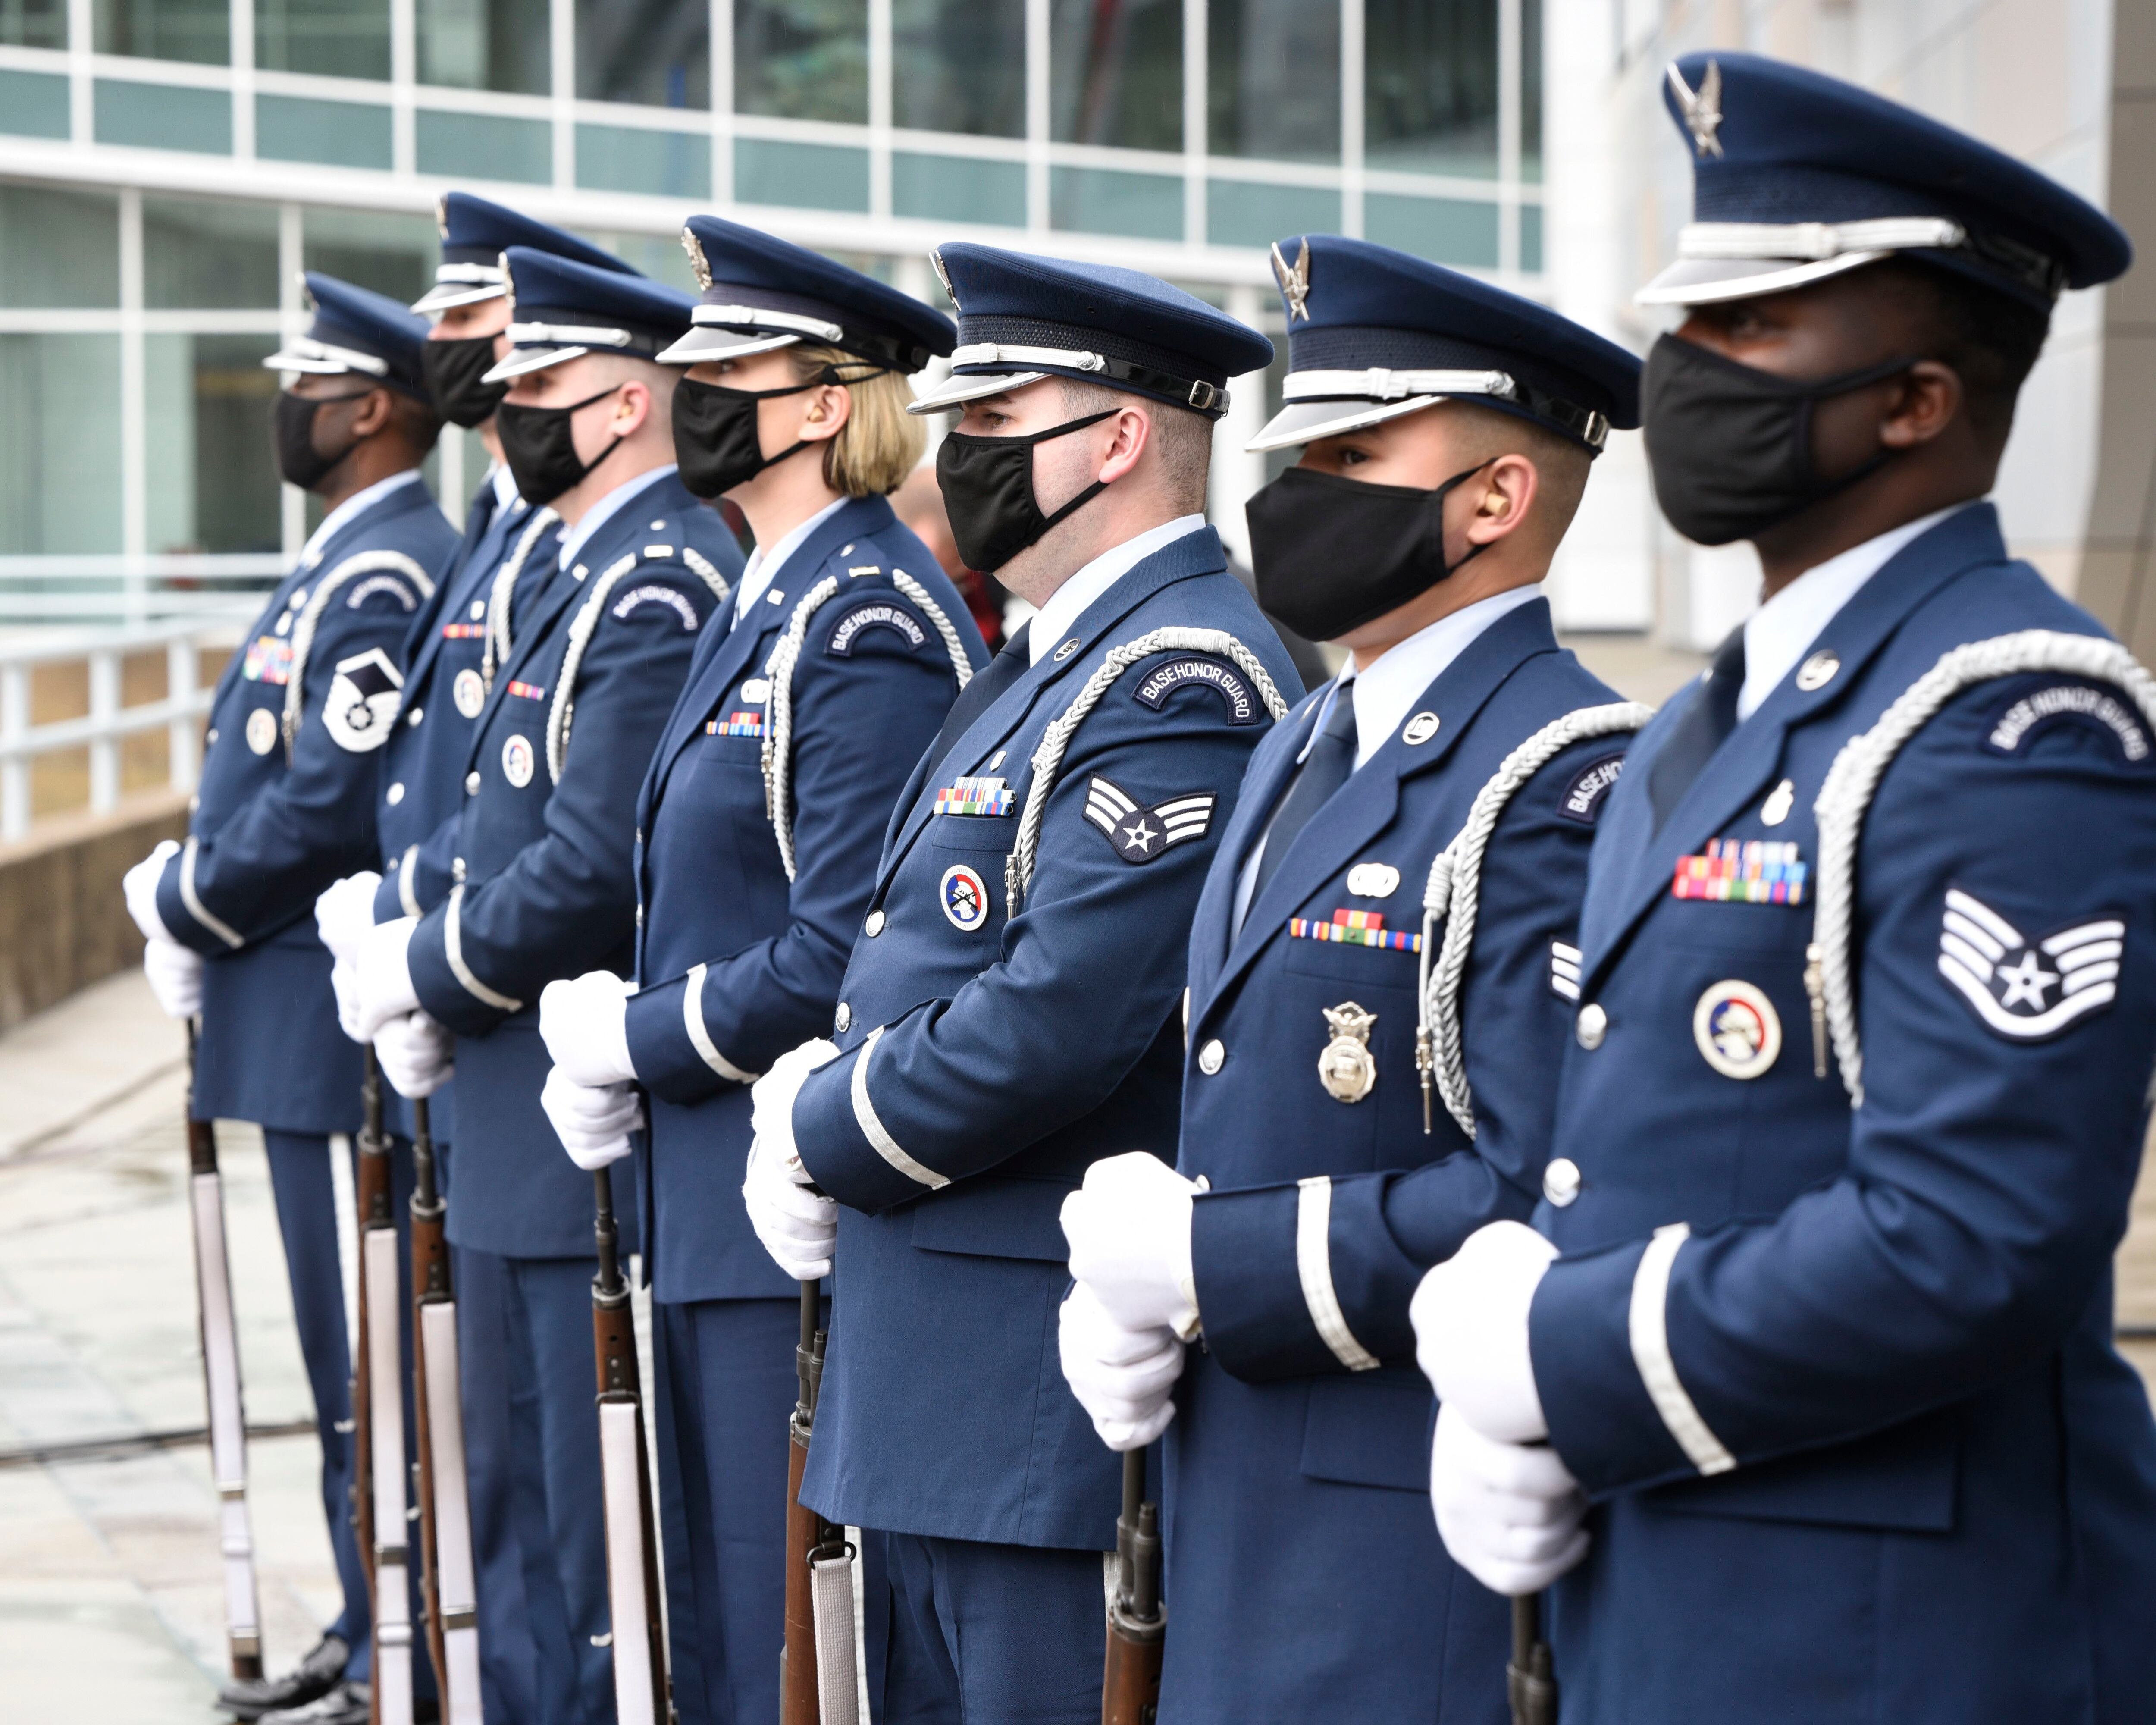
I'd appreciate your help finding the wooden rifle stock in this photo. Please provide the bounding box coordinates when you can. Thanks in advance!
[1101,1447,1164,1725]
[1508,1593,1557,1725]
[591,1166,667,1725]
[780,1279,827,1725]
[185,1020,264,1680]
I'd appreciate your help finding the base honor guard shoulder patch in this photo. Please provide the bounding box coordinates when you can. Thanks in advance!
[1984,681,2151,762]
[1132,656,1261,724]
[610,584,701,630]
[933,775,1014,816]
[1083,775,1216,863]
[1674,838,1807,904]
[1558,753,1626,824]
[323,647,403,753]
[1290,907,1423,953]
[1937,885,2124,1042]
[828,599,928,656]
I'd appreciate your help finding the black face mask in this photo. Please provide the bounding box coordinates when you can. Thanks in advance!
[422,336,507,428]
[1244,458,1498,641]
[1642,334,1915,546]
[272,389,372,492]
[495,385,626,507]
[671,374,829,500]
[935,409,1119,572]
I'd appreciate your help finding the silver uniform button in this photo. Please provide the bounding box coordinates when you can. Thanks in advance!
[865,909,885,936]
[407,705,423,728]
[1197,1038,1225,1075]
[835,1002,852,1033]
[1543,1157,1582,1208]
[1796,649,1840,691]
[386,782,404,806]
[206,727,219,743]
[452,856,466,882]
[1576,1003,1608,1050]
[465,771,482,794]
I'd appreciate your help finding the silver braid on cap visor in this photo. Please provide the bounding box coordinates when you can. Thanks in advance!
[1677,217,2067,301]
[1282,368,1611,450]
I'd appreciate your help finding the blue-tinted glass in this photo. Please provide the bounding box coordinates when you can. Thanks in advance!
[734,138,869,210]
[145,333,282,555]
[577,124,712,198]
[1051,165,1181,241]
[892,0,1022,138]
[144,196,277,307]
[1050,0,1178,151]
[257,95,394,168]
[94,0,227,62]
[736,0,866,124]
[893,153,1025,226]
[256,0,389,80]
[1207,179,1336,247]
[0,0,66,48]
[95,79,231,150]
[414,109,552,182]
[418,0,548,94]
[0,186,118,307]
[1522,0,1541,181]
[1365,192,1497,267]
[578,0,708,108]
[1520,202,1542,272]
[1366,0,1495,177]
[1208,0,1336,163]
[0,69,69,136]
[0,336,122,553]
[573,229,701,294]
[306,209,437,303]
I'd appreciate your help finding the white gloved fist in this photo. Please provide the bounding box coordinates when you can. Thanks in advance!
[1062,1151,1205,1338]
[541,1066,642,1170]
[354,916,421,1041]
[1058,1281,1184,1451]
[375,1010,454,1099]
[743,1128,837,1280]
[123,839,181,942]
[1412,1220,1558,1443]
[143,936,204,1019]
[749,1037,840,1156]
[315,872,383,1042]
[539,972,637,1087]
[1429,1403,1589,1596]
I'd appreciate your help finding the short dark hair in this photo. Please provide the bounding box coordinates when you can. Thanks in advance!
[1874,260,2051,450]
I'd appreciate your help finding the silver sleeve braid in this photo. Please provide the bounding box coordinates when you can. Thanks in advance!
[680,546,733,605]
[280,549,435,760]
[543,551,641,785]
[891,569,977,694]
[1004,628,1291,911]
[482,506,561,693]
[1415,702,1653,1138]
[1811,629,2156,1106]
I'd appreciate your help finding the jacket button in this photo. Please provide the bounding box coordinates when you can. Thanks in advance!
[835,1002,852,1033]
[1197,1038,1225,1075]
[865,910,885,937]
[206,728,218,743]
[407,705,423,727]
[386,782,404,805]
[465,771,481,794]
[452,857,466,882]
[1576,1004,1607,1050]
[1543,1157,1582,1207]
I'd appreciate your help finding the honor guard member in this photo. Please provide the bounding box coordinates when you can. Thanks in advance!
[119,275,457,1725]
[1057,237,1645,1724]
[1413,54,2156,1725]
[314,195,647,1725]
[740,245,1299,1723]
[536,216,984,1725]
[349,247,743,1725]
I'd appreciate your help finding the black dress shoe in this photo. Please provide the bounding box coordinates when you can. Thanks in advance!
[258,1681,370,1725]
[217,1634,349,1721]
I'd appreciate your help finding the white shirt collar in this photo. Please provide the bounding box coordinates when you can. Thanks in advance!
[1737,500,1977,721]
[556,464,677,572]
[301,468,423,567]
[731,495,850,631]
[490,464,520,513]
[1026,514,1206,665]
[1340,583,1546,769]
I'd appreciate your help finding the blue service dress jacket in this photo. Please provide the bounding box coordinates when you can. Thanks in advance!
[158,474,458,1132]
[788,524,1304,1551]
[1165,598,1628,1722]
[1526,504,2156,1723]
[404,475,743,1259]
[624,494,986,1304]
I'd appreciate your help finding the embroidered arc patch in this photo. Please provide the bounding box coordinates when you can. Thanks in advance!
[1937,886,2123,1042]
[828,599,928,656]
[1557,753,1626,824]
[1082,776,1216,863]
[1131,656,1261,724]
[610,584,701,629]
[1984,681,2150,762]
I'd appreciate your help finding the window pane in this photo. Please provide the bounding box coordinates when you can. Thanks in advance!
[94,0,228,63]
[1522,0,1542,182]
[414,109,552,181]
[893,153,1025,226]
[577,124,712,197]
[0,185,120,309]
[256,0,389,80]
[573,229,701,294]
[1366,191,1496,266]
[145,334,282,554]
[144,195,278,309]
[258,94,395,168]
[0,335,122,554]
[1366,0,1495,177]
[306,207,437,304]
[1,0,67,48]
[578,0,707,107]
[733,138,869,210]
[892,0,1022,138]
[0,68,70,137]
[1208,0,1336,163]
[94,78,231,151]
[735,0,866,124]
[1050,165,1181,240]
[1206,178,1337,248]
[418,0,548,94]
[1050,0,1178,152]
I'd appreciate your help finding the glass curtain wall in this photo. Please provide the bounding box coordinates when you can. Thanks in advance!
[255,0,391,81]
[418,0,550,93]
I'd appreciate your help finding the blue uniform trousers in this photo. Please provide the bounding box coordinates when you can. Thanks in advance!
[876,1532,1104,1725]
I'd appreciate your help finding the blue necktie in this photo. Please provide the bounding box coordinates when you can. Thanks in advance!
[1251,687,1359,904]
[1648,627,1746,834]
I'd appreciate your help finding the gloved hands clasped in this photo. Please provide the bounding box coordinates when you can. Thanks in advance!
[124,840,204,1019]
[743,1039,840,1279]
[539,972,641,1170]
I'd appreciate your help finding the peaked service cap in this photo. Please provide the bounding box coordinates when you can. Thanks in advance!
[415,191,639,314]
[483,247,699,383]
[265,273,435,399]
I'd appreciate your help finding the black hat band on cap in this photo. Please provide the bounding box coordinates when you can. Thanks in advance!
[949,340,1230,417]
[692,302,931,372]
[1283,366,1611,451]
[507,320,671,357]
[1677,216,2067,301]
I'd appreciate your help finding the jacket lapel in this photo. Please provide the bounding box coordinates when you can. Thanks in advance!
[1187,706,1315,1000]
[403,496,520,694]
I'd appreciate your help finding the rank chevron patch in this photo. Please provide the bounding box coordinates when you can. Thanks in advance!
[1937,886,2124,1042]
[1082,775,1216,864]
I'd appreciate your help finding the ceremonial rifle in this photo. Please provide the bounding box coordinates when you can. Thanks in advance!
[184,1019,265,1681]
[592,1165,667,1725]
[1508,1593,1557,1725]
[1101,1446,1164,1725]
[357,1047,416,1725]
[783,1277,859,1725]
[409,1098,484,1723]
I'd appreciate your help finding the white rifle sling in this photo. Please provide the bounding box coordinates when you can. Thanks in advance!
[598,1399,659,1725]
[811,1546,863,1725]
[1006,627,1290,910]
[282,550,436,759]
[191,1169,263,1660]
[1415,703,1653,1138]
[761,569,975,880]
[482,507,562,693]
[545,552,643,784]
[364,1223,415,1725]
[420,1300,486,1725]
[1812,630,2156,1105]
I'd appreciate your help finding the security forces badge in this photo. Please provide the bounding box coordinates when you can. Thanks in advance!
[323,648,403,752]
[1318,1000,1378,1103]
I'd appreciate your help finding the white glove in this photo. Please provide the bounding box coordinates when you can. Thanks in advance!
[539,972,637,1087]
[743,1126,837,1280]
[374,1010,454,1099]
[123,839,181,942]
[354,916,421,1041]
[1058,1281,1185,1451]
[1412,1220,1558,1443]
[143,935,204,1019]
[749,1037,840,1154]
[315,872,383,1042]
[1429,1403,1590,1596]
[1061,1151,1205,1338]
[541,1066,642,1170]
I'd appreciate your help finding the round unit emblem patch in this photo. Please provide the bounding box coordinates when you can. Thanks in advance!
[454,667,486,718]
[1692,980,1781,1080]
[502,733,535,788]
[939,863,989,932]
[244,707,278,755]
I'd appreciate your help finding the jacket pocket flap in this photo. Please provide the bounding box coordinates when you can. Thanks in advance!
[1643,1414,1959,1532]
[909,1175,1073,1261]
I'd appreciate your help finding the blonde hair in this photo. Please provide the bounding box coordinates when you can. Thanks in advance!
[787,345,927,498]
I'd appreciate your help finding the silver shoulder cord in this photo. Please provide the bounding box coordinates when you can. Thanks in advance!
[481,506,562,692]
[281,550,436,761]
[1414,703,1654,1137]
